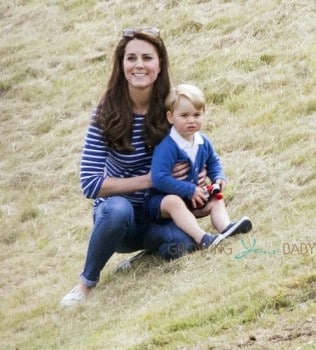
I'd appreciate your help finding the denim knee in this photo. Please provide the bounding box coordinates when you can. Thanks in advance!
[144,221,197,259]
[159,240,197,260]
[93,196,134,228]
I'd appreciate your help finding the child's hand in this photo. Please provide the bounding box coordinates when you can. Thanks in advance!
[215,179,227,191]
[191,186,208,209]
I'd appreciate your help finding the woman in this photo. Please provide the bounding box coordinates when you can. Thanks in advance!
[61,28,207,306]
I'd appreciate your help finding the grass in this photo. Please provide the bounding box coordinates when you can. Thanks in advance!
[1,0,315,349]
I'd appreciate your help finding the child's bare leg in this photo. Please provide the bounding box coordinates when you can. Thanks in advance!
[204,199,230,233]
[161,195,206,244]
[203,199,252,238]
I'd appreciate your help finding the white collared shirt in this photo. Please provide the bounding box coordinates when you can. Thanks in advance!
[170,126,204,164]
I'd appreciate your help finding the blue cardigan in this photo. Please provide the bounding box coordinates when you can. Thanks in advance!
[151,133,226,200]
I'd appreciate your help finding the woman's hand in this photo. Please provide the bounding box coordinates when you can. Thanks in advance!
[172,163,208,185]
[172,162,190,180]
[197,166,207,186]
[145,170,153,188]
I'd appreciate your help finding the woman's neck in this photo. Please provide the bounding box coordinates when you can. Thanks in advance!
[129,86,152,115]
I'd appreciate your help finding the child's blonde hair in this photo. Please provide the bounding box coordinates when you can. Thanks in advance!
[165,84,206,112]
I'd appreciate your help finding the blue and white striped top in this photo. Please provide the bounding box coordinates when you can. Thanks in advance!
[80,111,152,208]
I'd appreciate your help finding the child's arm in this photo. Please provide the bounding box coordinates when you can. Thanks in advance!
[203,136,226,186]
[151,141,196,199]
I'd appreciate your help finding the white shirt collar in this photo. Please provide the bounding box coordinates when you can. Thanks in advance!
[170,126,204,149]
[169,127,204,163]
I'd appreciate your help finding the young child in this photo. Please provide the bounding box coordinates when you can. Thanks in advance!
[145,84,252,251]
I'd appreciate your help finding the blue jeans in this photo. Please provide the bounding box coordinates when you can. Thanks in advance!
[80,196,196,287]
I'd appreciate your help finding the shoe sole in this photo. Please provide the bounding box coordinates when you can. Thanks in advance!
[230,216,252,235]
[212,216,252,245]
[114,250,152,273]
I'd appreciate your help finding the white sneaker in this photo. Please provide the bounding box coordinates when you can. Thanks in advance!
[60,285,86,307]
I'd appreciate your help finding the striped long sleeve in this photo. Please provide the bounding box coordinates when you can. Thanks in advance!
[80,112,152,208]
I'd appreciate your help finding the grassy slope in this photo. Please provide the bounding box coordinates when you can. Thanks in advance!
[1,0,315,349]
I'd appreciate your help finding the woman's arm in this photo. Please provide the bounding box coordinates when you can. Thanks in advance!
[81,122,153,199]
[96,173,152,198]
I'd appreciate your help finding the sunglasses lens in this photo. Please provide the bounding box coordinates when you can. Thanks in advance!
[122,28,135,37]
[143,28,160,36]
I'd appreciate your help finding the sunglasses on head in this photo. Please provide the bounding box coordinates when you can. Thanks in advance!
[122,27,160,38]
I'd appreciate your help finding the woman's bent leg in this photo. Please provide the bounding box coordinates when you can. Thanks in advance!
[143,220,197,260]
[80,197,136,287]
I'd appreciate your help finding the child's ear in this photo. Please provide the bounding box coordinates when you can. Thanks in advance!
[166,111,173,124]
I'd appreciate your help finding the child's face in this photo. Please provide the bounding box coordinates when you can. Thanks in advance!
[167,96,204,141]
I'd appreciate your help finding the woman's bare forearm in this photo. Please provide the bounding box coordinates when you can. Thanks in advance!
[96,173,152,198]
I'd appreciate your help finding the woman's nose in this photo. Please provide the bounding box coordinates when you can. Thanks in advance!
[135,58,144,67]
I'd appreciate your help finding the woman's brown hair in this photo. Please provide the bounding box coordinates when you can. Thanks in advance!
[93,31,171,153]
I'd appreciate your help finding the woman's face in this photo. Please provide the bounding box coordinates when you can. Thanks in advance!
[123,39,161,91]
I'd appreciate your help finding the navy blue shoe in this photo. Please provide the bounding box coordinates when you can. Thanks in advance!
[211,216,252,246]
[200,233,220,249]
[221,216,252,237]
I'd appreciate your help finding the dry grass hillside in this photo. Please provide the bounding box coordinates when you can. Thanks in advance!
[1,0,315,349]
